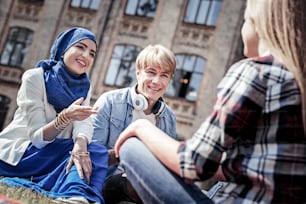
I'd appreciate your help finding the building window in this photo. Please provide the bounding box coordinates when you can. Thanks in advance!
[184,0,222,26]
[105,44,142,87]
[0,95,10,131]
[70,0,100,10]
[0,27,33,67]
[125,0,159,18]
[166,54,206,101]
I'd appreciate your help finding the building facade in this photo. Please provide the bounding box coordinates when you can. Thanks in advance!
[0,0,245,139]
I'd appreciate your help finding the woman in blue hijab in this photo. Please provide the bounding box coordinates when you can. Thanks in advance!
[0,27,108,204]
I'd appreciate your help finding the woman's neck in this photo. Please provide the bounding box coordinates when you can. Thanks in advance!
[258,40,269,56]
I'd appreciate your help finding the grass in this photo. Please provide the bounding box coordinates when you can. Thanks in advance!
[0,183,56,204]
[0,179,215,204]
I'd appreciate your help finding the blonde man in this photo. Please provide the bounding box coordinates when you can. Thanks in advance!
[92,44,177,203]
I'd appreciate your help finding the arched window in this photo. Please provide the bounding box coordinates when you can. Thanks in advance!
[0,95,11,130]
[0,27,33,67]
[104,44,142,87]
[125,0,159,18]
[166,54,206,101]
[184,0,222,26]
[70,0,100,10]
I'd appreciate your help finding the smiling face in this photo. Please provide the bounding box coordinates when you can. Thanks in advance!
[136,65,171,105]
[62,39,96,75]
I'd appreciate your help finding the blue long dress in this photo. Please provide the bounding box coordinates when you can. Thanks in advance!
[0,139,108,203]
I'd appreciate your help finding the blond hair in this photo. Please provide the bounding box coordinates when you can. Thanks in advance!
[248,0,306,134]
[135,44,176,78]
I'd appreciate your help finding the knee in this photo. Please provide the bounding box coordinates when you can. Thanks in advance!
[119,137,143,163]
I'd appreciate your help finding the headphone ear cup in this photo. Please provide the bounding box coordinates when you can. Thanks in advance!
[131,85,149,111]
[133,94,148,111]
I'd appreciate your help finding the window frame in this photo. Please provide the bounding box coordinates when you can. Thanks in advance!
[104,44,142,88]
[184,0,222,26]
[125,0,159,18]
[166,54,206,102]
[0,27,33,67]
[70,0,100,10]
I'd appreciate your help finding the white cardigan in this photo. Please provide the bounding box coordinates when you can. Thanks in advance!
[0,68,93,166]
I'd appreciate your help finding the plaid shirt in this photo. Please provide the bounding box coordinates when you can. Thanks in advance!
[178,56,306,203]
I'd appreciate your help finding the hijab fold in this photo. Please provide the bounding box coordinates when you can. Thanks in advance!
[35,27,97,113]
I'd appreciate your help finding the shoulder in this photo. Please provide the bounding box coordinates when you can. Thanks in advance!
[225,56,291,84]
[227,57,260,74]
[229,56,272,70]
[22,68,44,81]
[21,68,44,88]
[230,55,285,73]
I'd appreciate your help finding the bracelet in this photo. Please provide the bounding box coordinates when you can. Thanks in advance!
[69,151,90,158]
[53,119,64,132]
[53,121,64,132]
[53,109,72,132]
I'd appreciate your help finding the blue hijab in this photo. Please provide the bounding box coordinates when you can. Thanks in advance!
[36,27,97,113]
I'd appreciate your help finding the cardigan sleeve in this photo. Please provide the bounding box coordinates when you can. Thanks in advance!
[18,69,54,148]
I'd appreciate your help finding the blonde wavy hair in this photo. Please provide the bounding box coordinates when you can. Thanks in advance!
[248,0,306,134]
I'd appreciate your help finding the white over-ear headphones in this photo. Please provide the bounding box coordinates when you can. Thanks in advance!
[131,85,148,111]
[130,85,165,115]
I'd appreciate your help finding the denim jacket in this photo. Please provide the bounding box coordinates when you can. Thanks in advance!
[92,87,177,149]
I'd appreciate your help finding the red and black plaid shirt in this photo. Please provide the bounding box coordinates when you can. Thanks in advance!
[178,55,306,203]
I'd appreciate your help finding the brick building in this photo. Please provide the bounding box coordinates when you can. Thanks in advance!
[0,0,245,139]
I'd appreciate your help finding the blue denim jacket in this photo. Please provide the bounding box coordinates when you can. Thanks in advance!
[92,87,177,149]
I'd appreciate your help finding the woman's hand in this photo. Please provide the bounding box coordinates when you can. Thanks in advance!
[65,97,98,121]
[66,135,92,184]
